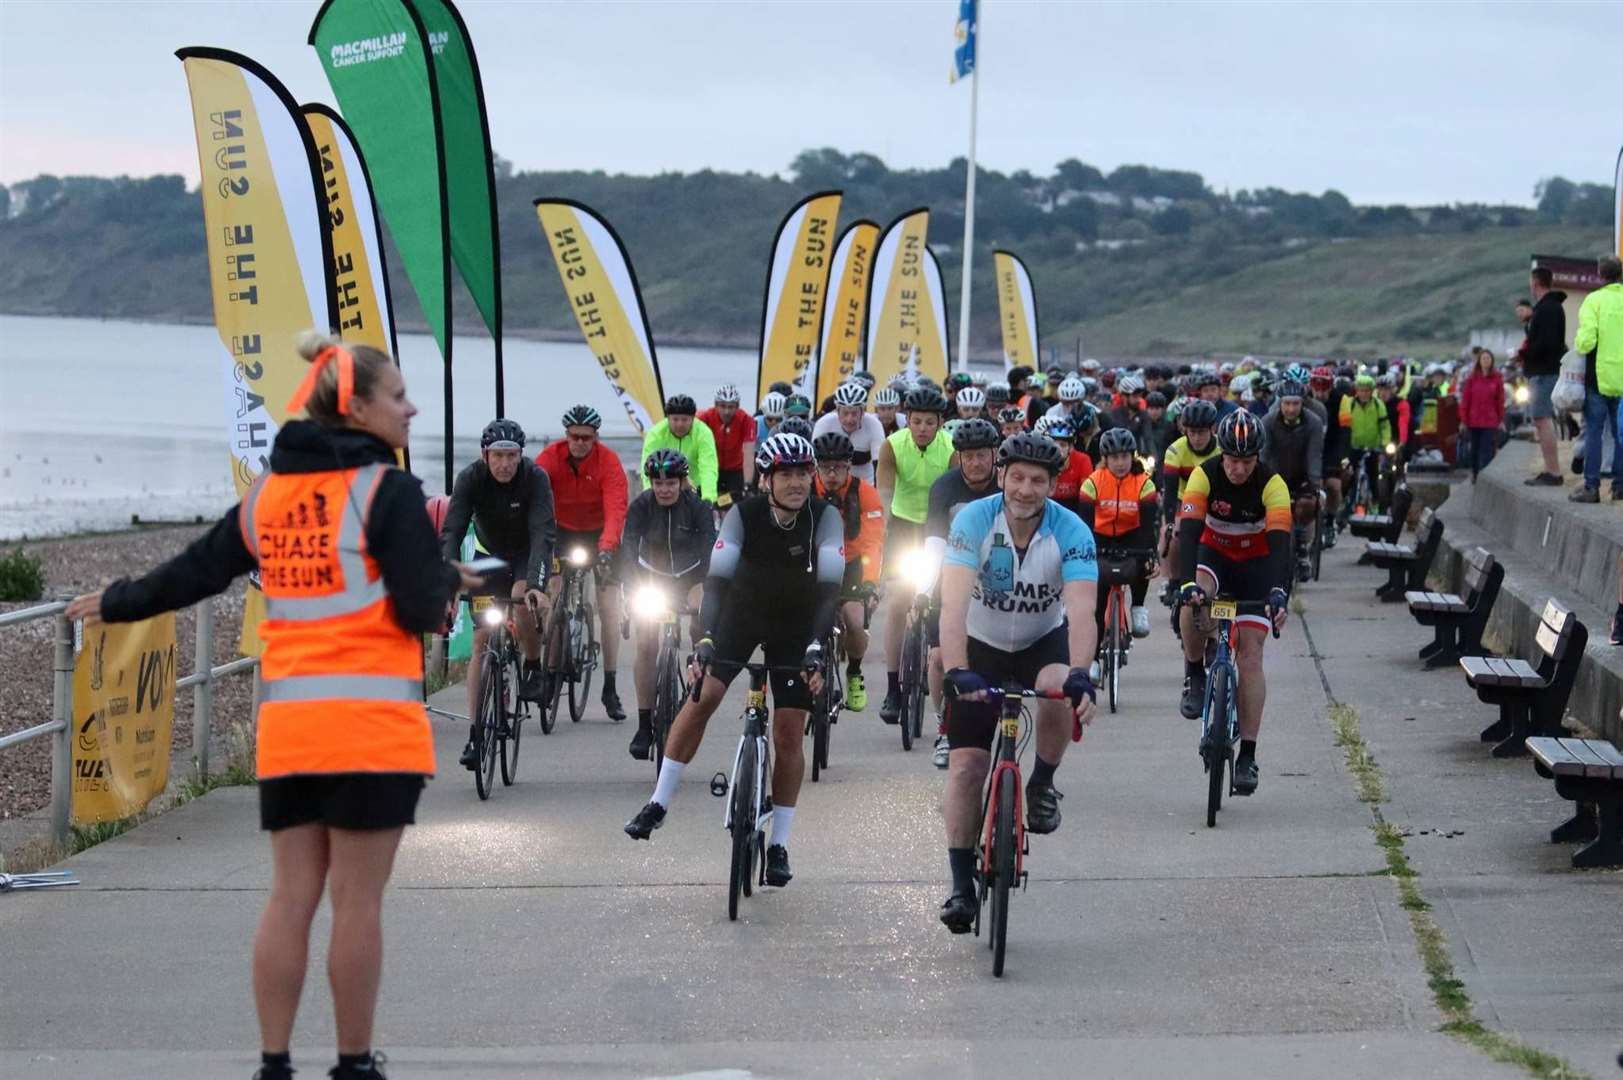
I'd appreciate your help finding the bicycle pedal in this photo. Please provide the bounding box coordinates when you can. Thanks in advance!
[709,773,728,797]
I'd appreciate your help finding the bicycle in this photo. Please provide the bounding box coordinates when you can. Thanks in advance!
[1190,596,1279,828]
[467,593,535,800]
[1097,547,1155,715]
[544,544,601,723]
[897,593,931,752]
[967,683,1073,977]
[628,571,694,778]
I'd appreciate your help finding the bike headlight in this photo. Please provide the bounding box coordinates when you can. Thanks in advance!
[631,584,669,620]
[568,546,591,567]
[1513,385,1530,405]
[902,548,934,592]
[482,605,505,627]
[1384,442,1397,456]
[1139,455,1156,473]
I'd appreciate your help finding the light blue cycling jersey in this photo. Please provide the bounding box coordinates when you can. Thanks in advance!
[943,494,1098,652]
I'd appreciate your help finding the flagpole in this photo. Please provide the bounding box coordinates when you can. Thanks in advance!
[954,3,978,375]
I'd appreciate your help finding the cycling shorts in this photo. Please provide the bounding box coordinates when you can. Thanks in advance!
[259,773,425,832]
[708,608,814,711]
[882,517,928,578]
[841,558,866,597]
[945,624,1070,751]
[1194,543,1274,633]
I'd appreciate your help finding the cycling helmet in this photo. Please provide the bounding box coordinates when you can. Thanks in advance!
[1195,371,1222,391]
[956,386,986,410]
[1215,410,1266,457]
[1099,370,1118,389]
[1041,416,1075,441]
[1279,380,1307,401]
[760,391,787,418]
[970,371,989,388]
[1166,398,1186,423]
[997,433,1068,475]
[915,375,941,391]
[996,405,1027,426]
[755,431,815,475]
[1377,371,1400,388]
[713,383,741,404]
[952,417,1001,452]
[812,430,854,462]
[1251,370,1275,394]
[1230,373,1254,398]
[1180,399,1219,429]
[887,373,913,392]
[1145,390,1168,408]
[643,449,690,480]
[1099,427,1138,456]
[481,418,526,450]
[783,393,813,417]
[874,387,901,407]
[665,393,697,416]
[1309,365,1334,388]
[1118,374,1145,395]
[778,417,814,440]
[833,382,868,408]
[1354,373,1377,389]
[904,387,948,414]
[986,383,1011,406]
[1284,362,1311,385]
[1058,376,1087,402]
[851,370,878,388]
[1028,371,1048,389]
[560,405,601,431]
[945,372,974,391]
[1070,402,1098,430]
[1080,358,1101,373]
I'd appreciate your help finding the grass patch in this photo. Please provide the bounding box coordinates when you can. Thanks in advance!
[1330,702,1386,804]
[0,546,46,601]
[425,659,468,698]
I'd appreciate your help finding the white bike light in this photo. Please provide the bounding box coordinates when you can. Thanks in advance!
[482,605,504,627]
[1384,442,1397,456]
[903,548,934,592]
[1514,385,1530,405]
[631,584,669,620]
[568,546,591,567]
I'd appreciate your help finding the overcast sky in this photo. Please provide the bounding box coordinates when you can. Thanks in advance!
[1,0,1618,205]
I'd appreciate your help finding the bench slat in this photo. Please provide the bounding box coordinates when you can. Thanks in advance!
[1571,738,1623,779]
[1559,739,1617,779]
[1499,659,1544,687]
[1535,610,1576,659]
[1527,737,1586,775]
[1461,656,1497,684]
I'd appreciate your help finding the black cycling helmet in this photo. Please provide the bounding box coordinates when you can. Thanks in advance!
[643,448,689,480]
[755,432,815,475]
[778,416,814,441]
[1216,410,1266,457]
[1099,427,1138,456]
[986,383,1011,406]
[1180,399,1219,430]
[561,404,601,430]
[1145,390,1168,408]
[997,432,1068,475]
[904,387,949,415]
[812,431,854,462]
[665,394,697,416]
[996,405,1027,426]
[480,418,526,450]
[952,417,1001,452]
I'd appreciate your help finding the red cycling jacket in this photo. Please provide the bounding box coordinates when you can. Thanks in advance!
[535,439,628,549]
[698,406,755,471]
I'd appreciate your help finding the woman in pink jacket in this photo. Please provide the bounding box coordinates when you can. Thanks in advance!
[1459,349,1506,481]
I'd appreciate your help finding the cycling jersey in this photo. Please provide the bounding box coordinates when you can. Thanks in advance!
[441,457,557,589]
[1261,410,1325,490]
[919,467,999,595]
[535,439,628,551]
[943,494,1099,653]
[1338,395,1392,452]
[886,427,954,524]
[1176,458,1292,595]
[1051,449,1094,514]
[642,419,720,503]
[1078,466,1157,542]
[618,488,715,581]
[813,410,887,485]
[1160,434,1219,521]
[814,474,885,585]
[698,406,756,473]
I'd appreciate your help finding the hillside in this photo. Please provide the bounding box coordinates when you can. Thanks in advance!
[0,156,1611,360]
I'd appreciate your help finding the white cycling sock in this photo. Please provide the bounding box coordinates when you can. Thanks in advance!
[651,759,685,808]
[769,805,795,848]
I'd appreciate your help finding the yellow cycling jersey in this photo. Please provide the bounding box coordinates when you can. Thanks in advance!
[1162,435,1220,497]
[1178,458,1292,562]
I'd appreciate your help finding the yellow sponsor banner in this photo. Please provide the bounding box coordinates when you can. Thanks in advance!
[993,250,1039,373]
[1613,145,1621,259]
[535,199,665,433]
[302,106,394,357]
[815,220,880,404]
[72,615,178,825]
[757,191,842,400]
[866,208,947,385]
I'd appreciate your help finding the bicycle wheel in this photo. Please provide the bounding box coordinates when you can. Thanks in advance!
[898,620,918,752]
[810,691,829,782]
[990,773,1016,977]
[1205,663,1230,828]
[1311,515,1324,581]
[651,643,676,777]
[475,651,501,801]
[1106,593,1120,715]
[728,739,758,922]
[500,653,522,786]
[910,625,928,743]
[568,600,597,722]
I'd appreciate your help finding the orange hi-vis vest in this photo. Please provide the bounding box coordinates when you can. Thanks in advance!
[1081,466,1153,538]
[239,463,433,779]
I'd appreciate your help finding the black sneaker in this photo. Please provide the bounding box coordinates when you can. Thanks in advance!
[518,661,544,702]
[1025,782,1063,835]
[939,890,978,934]
[1524,472,1563,487]
[764,844,793,886]
[629,726,653,760]
[458,740,478,770]
[879,687,902,725]
[1180,675,1206,720]
[1233,756,1259,796]
[253,1066,294,1080]
[602,686,627,723]
[624,801,666,840]
[328,1052,388,1079]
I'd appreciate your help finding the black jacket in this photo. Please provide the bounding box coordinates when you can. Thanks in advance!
[1522,291,1568,376]
[439,457,556,589]
[618,488,716,580]
[103,422,459,634]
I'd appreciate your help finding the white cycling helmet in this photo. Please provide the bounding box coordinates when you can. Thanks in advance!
[833,382,869,408]
[1118,374,1144,395]
[1080,358,1101,373]
[969,371,989,388]
[1058,376,1087,402]
[1031,414,1055,436]
[956,386,986,409]
[761,391,786,418]
[714,383,741,404]
[874,387,901,407]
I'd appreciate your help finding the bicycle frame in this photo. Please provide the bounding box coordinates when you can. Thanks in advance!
[1200,610,1241,757]
[980,693,1031,885]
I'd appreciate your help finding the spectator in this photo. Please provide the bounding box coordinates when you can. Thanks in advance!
[1458,348,1506,482]
[1571,255,1623,502]
[1522,267,1568,485]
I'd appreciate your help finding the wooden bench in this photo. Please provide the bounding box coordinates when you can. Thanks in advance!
[1406,547,1503,669]
[1350,484,1414,548]
[1460,599,1587,758]
[1526,734,1623,869]
[1367,506,1442,602]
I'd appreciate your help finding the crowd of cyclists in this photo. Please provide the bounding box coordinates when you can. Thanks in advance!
[434,352,1464,930]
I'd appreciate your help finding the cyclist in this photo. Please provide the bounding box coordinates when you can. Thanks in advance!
[1078,428,1159,653]
[1141,391,1178,472]
[1282,363,1328,428]
[996,404,1028,439]
[954,385,987,421]
[1195,371,1240,419]
[1041,416,1094,515]
[812,431,885,710]
[1158,399,1219,603]
[443,418,557,767]
[985,383,1011,412]
[944,371,974,411]
[784,393,815,426]
[877,387,955,723]
[1309,365,1345,536]
[621,450,715,761]
[624,433,844,890]
[643,394,719,503]
[778,416,815,441]
[698,383,755,508]
[757,390,787,442]
[918,417,1002,767]
[1109,374,1148,437]
[936,432,1099,933]
[1174,411,1292,795]
[1261,381,1326,582]
[874,387,902,437]
[1338,373,1393,516]
[812,382,887,485]
[1043,376,1090,424]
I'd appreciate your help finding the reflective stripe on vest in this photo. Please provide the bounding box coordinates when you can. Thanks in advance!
[244,465,387,622]
[259,673,423,703]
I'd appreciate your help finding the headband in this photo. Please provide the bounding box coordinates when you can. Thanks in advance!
[286,344,355,417]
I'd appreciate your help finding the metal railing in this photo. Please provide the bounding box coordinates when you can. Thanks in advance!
[0,597,257,849]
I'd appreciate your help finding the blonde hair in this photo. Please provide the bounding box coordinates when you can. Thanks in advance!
[293,329,396,427]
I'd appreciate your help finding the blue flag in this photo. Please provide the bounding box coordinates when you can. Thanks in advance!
[951,0,976,82]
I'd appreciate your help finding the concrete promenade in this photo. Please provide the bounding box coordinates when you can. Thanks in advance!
[2,535,1617,1077]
